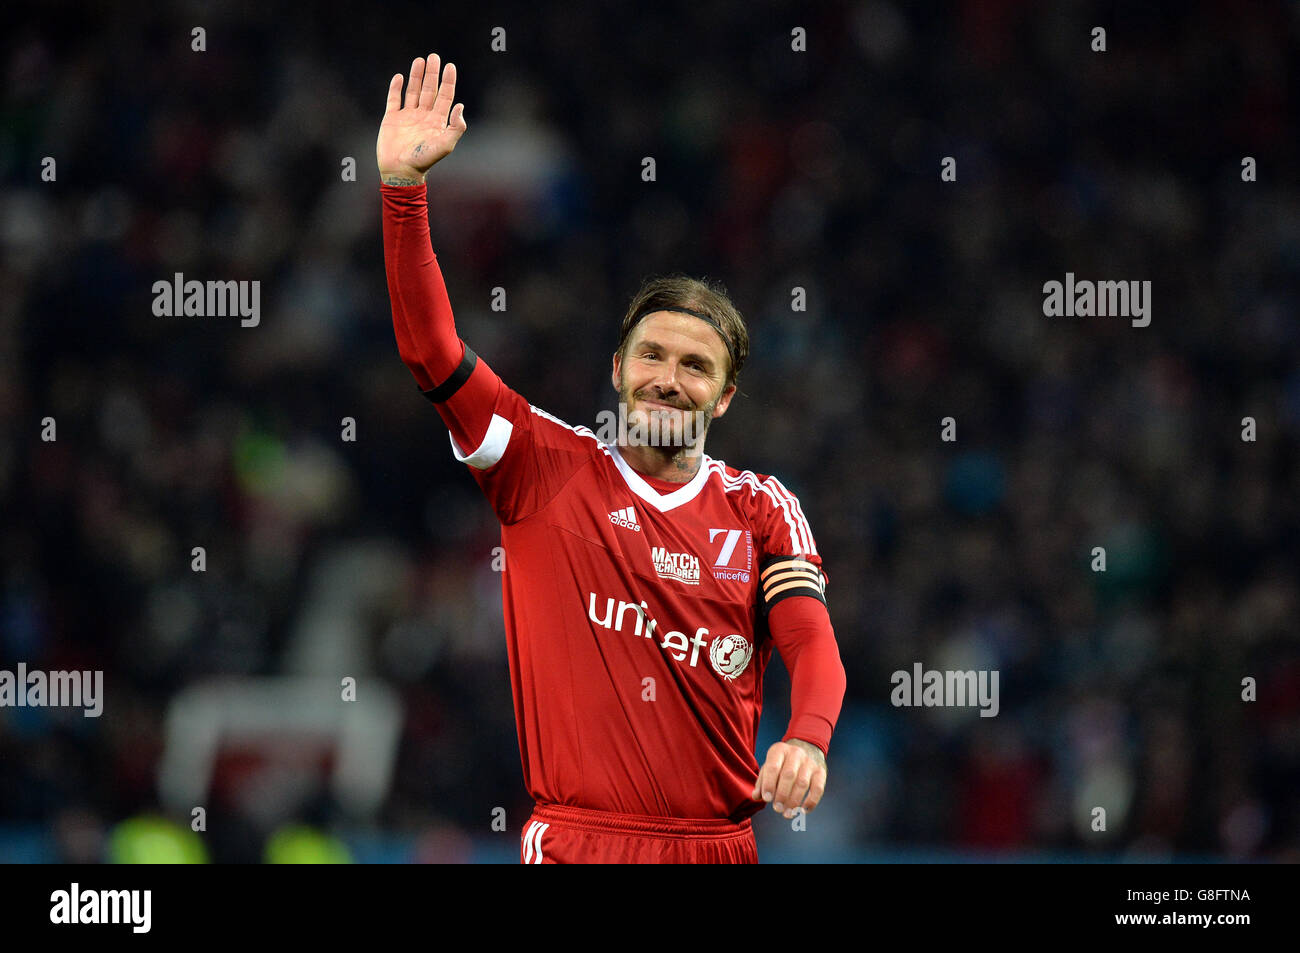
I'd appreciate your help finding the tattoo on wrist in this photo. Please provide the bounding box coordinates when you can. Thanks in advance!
[381,174,425,187]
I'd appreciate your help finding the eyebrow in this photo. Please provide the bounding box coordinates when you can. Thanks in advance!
[636,339,718,372]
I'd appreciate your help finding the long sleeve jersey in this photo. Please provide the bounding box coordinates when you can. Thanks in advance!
[383,182,846,821]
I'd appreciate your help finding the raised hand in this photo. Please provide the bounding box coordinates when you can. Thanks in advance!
[376,54,468,185]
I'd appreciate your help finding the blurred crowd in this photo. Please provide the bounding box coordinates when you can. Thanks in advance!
[1,0,1297,862]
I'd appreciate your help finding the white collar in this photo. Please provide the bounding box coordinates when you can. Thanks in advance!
[607,443,714,512]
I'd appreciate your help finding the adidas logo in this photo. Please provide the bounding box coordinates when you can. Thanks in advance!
[608,506,641,532]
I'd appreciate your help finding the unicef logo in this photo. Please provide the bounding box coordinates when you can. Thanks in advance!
[709,634,753,681]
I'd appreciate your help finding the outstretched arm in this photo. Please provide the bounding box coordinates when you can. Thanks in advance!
[377,57,598,521]
[379,54,498,452]
[380,54,469,390]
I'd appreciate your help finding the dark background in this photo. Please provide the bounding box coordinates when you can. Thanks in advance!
[1,0,1297,862]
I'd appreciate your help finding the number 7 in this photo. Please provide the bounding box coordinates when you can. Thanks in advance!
[708,528,742,567]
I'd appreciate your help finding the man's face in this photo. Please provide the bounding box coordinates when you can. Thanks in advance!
[611,311,736,449]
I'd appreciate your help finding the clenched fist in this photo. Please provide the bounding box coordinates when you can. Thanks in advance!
[751,738,827,818]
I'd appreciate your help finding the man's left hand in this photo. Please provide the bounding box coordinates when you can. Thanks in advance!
[751,739,827,818]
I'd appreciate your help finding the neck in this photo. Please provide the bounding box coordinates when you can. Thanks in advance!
[617,441,705,483]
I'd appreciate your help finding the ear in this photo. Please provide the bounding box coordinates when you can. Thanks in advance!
[712,383,737,419]
[611,350,622,392]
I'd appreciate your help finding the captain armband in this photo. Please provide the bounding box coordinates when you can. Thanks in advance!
[759,554,827,614]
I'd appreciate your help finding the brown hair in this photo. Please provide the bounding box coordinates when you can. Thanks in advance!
[616,275,750,390]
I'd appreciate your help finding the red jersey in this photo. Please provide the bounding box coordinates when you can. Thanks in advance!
[379,181,842,825]
[440,353,828,822]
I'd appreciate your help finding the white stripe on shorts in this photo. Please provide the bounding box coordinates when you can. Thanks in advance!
[522,821,538,863]
[530,822,549,864]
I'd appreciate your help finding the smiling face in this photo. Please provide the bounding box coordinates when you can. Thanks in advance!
[611,311,737,450]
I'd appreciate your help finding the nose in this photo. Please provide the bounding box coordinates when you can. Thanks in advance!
[650,361,681,395]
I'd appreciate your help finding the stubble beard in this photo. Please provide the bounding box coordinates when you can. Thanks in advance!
[618,370,716,466]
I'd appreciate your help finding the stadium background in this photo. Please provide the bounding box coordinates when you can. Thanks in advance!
[1,0,1297,863]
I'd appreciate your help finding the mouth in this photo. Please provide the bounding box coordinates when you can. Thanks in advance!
[638,398,688,412]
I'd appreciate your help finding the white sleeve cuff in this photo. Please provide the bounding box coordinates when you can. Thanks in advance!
[449,414,514,470]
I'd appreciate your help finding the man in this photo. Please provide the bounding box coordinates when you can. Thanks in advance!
[378,54,846,863]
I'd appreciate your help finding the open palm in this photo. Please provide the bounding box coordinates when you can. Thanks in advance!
[376,54,467,181]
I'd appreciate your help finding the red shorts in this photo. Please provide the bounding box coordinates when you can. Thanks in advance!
[519,803,758,864]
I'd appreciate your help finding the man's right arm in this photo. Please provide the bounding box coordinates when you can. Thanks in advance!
[378,54,596,524]
[378,54,498,454]
[382,180,499,455]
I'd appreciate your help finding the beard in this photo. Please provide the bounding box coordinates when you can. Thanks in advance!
[617,371,717,452]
